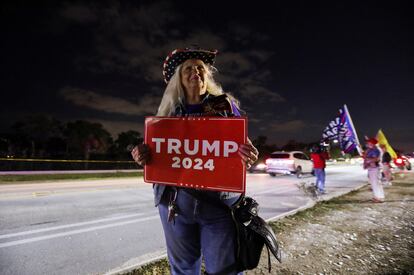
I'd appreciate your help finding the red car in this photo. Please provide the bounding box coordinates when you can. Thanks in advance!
[393,154,412,170]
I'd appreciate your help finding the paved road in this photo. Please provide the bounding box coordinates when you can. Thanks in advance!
[0,165,367,275]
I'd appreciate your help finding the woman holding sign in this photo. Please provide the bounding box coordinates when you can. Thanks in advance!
[131,47,258,275]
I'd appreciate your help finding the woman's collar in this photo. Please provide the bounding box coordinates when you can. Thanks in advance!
[200,92,210,103]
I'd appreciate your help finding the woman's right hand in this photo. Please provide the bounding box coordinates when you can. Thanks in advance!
[131,144,151,166]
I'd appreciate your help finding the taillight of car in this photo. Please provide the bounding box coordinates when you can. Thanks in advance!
[265,158,271,165]
[395,158,403,164]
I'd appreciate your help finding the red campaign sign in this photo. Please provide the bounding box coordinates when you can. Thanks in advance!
[144,116,247,193]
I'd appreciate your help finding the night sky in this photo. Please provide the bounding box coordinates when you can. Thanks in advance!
[2,1,413,152]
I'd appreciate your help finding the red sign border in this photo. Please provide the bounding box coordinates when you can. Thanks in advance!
[143,116,247,193]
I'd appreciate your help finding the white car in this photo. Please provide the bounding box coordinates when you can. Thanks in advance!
[265,151,313,178]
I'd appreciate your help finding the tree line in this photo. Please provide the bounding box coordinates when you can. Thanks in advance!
[0,115,142,161]
[0,115,345,162]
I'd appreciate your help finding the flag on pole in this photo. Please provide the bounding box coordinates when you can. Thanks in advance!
[322,104,363,155]
[376,129,397,159]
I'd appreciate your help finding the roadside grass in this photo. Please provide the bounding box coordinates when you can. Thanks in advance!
[270,172,412,239]
[0,171,143,183]
[123,259,170,275]
[124,256,210,275]
[270,189,360,233]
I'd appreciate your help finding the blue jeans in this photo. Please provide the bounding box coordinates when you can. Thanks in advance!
[314,168,326,192]
[158,189,242,275]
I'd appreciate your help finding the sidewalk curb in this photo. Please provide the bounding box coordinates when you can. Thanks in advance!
[104,253,167,275]
[110,182,369,274]
[266,182,368,222]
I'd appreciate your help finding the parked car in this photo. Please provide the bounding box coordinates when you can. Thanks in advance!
[394,154,412,170]
[265,151,313,178]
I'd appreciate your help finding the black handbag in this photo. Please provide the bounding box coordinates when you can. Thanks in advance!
[233,196,282,272]
[234,217,265,271]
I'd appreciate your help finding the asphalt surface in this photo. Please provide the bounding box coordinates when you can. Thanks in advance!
[0,165,367,275]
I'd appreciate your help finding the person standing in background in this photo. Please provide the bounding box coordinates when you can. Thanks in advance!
[310,144,330,195]
[380,144,393,185]
[363,138,384,203]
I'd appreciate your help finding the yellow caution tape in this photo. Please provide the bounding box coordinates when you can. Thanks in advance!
[0,158,135,164]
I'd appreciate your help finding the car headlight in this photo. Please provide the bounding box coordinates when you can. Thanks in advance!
[256,163,267,169]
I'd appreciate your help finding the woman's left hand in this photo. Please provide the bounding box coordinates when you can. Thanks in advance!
[238,137,259,169]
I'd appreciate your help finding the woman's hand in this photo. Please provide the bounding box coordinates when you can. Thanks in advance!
[238,137,259,169]
[131,144,151,166]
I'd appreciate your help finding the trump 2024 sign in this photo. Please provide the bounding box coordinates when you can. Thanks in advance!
[144,117,247,193]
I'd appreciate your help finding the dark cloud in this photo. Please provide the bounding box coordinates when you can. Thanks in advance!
[2,1,413,151]
[239,85,285,103]
[60,3,98,23]
[265,120,306,133]
[59,87,160,115]
[56,1,287,132]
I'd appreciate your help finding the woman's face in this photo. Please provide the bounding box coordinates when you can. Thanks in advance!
[180,59,208,94]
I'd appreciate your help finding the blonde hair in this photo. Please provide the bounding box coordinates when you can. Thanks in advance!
[156,62,230,116]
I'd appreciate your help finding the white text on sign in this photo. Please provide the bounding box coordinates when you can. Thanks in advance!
[151,138,239,172]
[151,138,238,157]
[172,157,215,171]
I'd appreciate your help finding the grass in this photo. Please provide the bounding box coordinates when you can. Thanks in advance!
[270,200,341,232]
[124,259,171,275]
[0,171,143,183]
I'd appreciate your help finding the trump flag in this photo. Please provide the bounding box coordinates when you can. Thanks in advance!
[322,104,363,155]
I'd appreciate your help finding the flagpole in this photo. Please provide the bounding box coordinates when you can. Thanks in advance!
[343,104,363,156]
